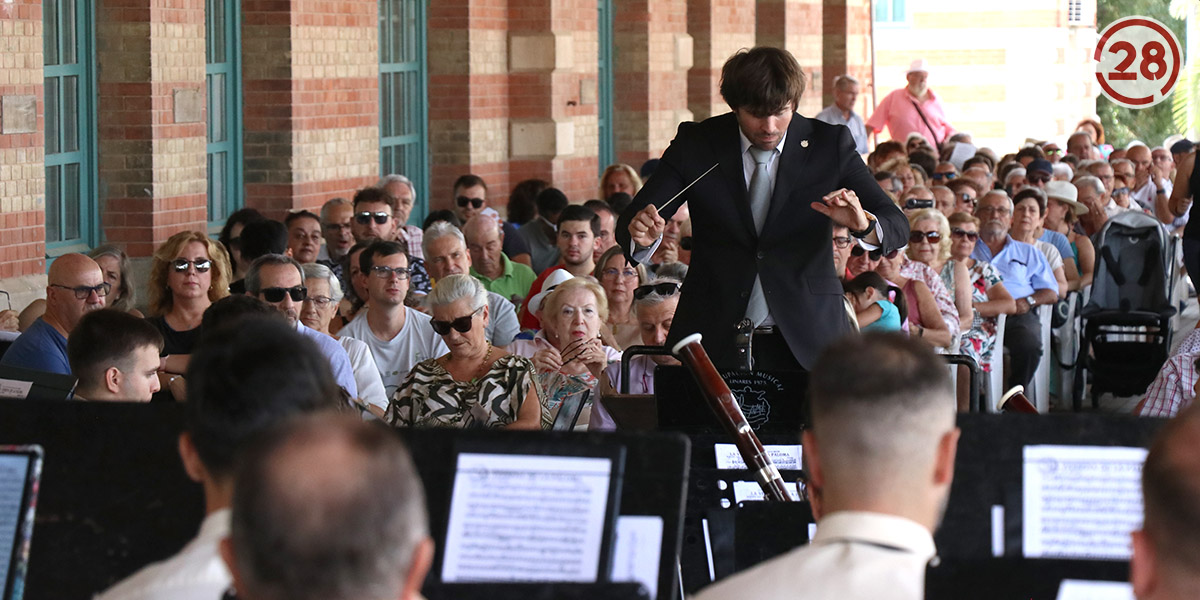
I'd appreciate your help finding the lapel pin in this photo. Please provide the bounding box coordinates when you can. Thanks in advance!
[801,140,809,148]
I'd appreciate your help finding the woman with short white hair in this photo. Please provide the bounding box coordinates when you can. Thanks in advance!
[386,274,543,429]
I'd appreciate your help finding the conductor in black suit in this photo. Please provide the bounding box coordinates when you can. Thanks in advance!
[617,47,908,371]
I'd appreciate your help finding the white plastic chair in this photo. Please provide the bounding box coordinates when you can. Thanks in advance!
[1031,304,1053,413]
[984,313,1006,411]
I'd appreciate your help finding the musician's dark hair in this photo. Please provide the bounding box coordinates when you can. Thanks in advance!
[185,318,343,477]
[557,205,601,237]
[229,414,428,600]
[843,271,907,324]
[67,309,164,391]
[1141,403,1200,575]
[719,47,805,117]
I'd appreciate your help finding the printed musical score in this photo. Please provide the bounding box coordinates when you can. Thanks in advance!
[0,454,32,586]
[610,516,663,599]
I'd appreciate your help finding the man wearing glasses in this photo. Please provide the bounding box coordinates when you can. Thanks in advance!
[337,241,448,397]
[1,254,107,375]
[244,254,358,400]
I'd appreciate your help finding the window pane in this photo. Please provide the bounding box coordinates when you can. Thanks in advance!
[45,78,61,155]
[62,0,76,65]
[211,73,226,143]
[46,166,62,243]
[404,0,416,61]
[210,153,226,222]
[64,163,81,241]
[212,0,226,64]
[380,76,393,136]
[393,73,406,136]
[44,0,59,66]
[64,76,79,152]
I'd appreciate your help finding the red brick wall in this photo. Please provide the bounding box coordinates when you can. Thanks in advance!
[613,0,690,167]
[0,1,46,278]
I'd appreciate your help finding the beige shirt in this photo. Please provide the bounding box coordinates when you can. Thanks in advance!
[691,511,936,600]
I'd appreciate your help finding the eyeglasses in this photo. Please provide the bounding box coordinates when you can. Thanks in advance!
[832,236,853,249]
[958,193,976,204]
[370,265,410,280]
[950,228,979,241]
[1028,173,1052,184]
[431,305,484,335]
[633,281,681,301]
[456,196,485,209]
[303,295,335,307]
[324,222,352,233]
[1113,187,1130,195]
[978,206,1011,215]
[172,258,212,273]
[355,211,390,225]
[909,231,942,245]
[51,282,111,300]
[932,172,957,181]
[602,267,638,279]
[260,286,307,303]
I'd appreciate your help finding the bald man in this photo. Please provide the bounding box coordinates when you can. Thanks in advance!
[1132,403,1200,599]
[693,333,959,600]
[1,254,107,374]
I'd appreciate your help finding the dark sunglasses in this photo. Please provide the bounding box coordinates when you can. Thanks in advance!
[355,211,390,225]
[633,281,681,301]
[456,196,485,209]
[951,228,979,241]
[909,231,942,245]
[260,286,307,303]
[932,172,957,181]
[172,258,212,273]
[850,246,899,260]
[431,306,483,336]
[1028,173,1051,184]
[958,193,976,204]
[51,282,111,300]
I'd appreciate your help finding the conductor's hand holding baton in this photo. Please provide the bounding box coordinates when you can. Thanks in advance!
[630,205,666,248]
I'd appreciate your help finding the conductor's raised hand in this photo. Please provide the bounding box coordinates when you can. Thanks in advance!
[812,188,870,232]
[630,205,666,248]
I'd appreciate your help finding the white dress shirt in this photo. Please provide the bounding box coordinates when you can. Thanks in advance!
[96,510,231,600]
[691,511,936,600]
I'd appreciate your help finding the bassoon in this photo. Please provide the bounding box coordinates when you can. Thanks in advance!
[672,333,793,502]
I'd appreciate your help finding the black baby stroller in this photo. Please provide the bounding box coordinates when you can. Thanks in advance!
[1072,211,1178,410]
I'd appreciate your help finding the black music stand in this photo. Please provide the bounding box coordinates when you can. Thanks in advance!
[925,558,1130,599]
[654,366,807,434]
[425,582,651,600]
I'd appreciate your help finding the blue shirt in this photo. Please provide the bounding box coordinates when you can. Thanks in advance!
[815,105,869,155]
[295,322,358,399]
[971,236,1057,299]
[0,318,70,375]
[861,299,902,332]
[1038,229,1074,264]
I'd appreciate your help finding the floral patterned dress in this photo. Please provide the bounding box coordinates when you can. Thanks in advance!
[957,259,1003,371]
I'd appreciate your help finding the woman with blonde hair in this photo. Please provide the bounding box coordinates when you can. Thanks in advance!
[146,231,232,384]
[879,156,917,197]
[599,163,643,200]
[906,208,972,334]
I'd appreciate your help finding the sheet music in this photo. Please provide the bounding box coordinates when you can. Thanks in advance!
[442,453,613,583]
[610,516,662,599]
[732,480,799,503]
[1022,445,1146,559]
[1055,579,1134,600]
[0,454,31,587]
[713,444,802,470]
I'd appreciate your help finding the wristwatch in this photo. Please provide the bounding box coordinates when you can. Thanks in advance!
[850,211,877,239]
[1026,295,1037,307]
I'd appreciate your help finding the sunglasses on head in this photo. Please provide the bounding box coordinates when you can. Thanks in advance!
[431,305,483,336]
[932,172,957,181]
[951,228,979,241]
[172,258,212,273]
[909,231,942,245]
[456,196,485,209]
[633,281,681,301]
[260,286,307,303]
[355,211,390,225]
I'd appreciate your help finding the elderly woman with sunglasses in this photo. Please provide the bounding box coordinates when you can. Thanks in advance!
[145,232,233,390]
[873,234,956,350]
[594,246,648,350]
[906,209,973,334]
[947,212,1015,387]
[386,274,543,430]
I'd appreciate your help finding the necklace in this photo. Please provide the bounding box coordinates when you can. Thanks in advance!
[470,342,494,384]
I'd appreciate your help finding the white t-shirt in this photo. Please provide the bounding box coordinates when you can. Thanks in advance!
[339,307,449,398]
[338,336,389,412]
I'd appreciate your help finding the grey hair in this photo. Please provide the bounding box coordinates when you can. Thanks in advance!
[1075,175,1105,196]
[833,74,859,89]
[655,262,689,284]
[980,189,1014,212]
[422,220,466,258]
[424,273,487,312]
[301,262,344,303]
[1004,168,1026,185]
[633,277,682,316]
[378,174,415,197]
[1052,162,1073,180]
[245,254,304,295]
[1110,158,1134,172]
[319,197,351,223]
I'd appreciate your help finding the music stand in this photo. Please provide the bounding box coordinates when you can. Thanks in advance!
[925,557,1130,599]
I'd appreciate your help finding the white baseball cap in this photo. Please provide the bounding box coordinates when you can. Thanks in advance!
[526,269,575,316]
[907,59,930,74]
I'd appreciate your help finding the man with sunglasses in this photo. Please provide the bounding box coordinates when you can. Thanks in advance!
[245,255,359,400]
[451,174,499,224]
[618,47,908,372]
[1,253,106,375]
[353,185,432,296]
[337,241,448,397]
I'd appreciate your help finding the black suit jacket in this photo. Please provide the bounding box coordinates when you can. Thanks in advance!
[617,112,908,370]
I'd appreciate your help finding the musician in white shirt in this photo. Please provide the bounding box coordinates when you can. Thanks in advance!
[692,332,960,600]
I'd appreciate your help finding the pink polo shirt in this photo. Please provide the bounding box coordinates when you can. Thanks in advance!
[865,87,955,146]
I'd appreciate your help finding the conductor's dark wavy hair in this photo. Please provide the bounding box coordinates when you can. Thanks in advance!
[719,47,806,117]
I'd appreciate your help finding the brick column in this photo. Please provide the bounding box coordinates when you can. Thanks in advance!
[757,0,824,116]
[97,0,207,257]
[686,0,755,121]
[612,0,692,166]
[242,0,379,219]
[822,0,874,114]
[0,0,47,300]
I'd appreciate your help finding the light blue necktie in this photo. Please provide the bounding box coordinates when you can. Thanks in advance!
[745,147,772,325]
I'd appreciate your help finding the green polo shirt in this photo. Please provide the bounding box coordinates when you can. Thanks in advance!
[471,254,537,305]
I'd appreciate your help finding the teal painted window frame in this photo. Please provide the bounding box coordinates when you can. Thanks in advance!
[43,0,98,258]
[206,0,244,232]
[873,0,908,25]
[597,0,615,173]
[379,0,430,226]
